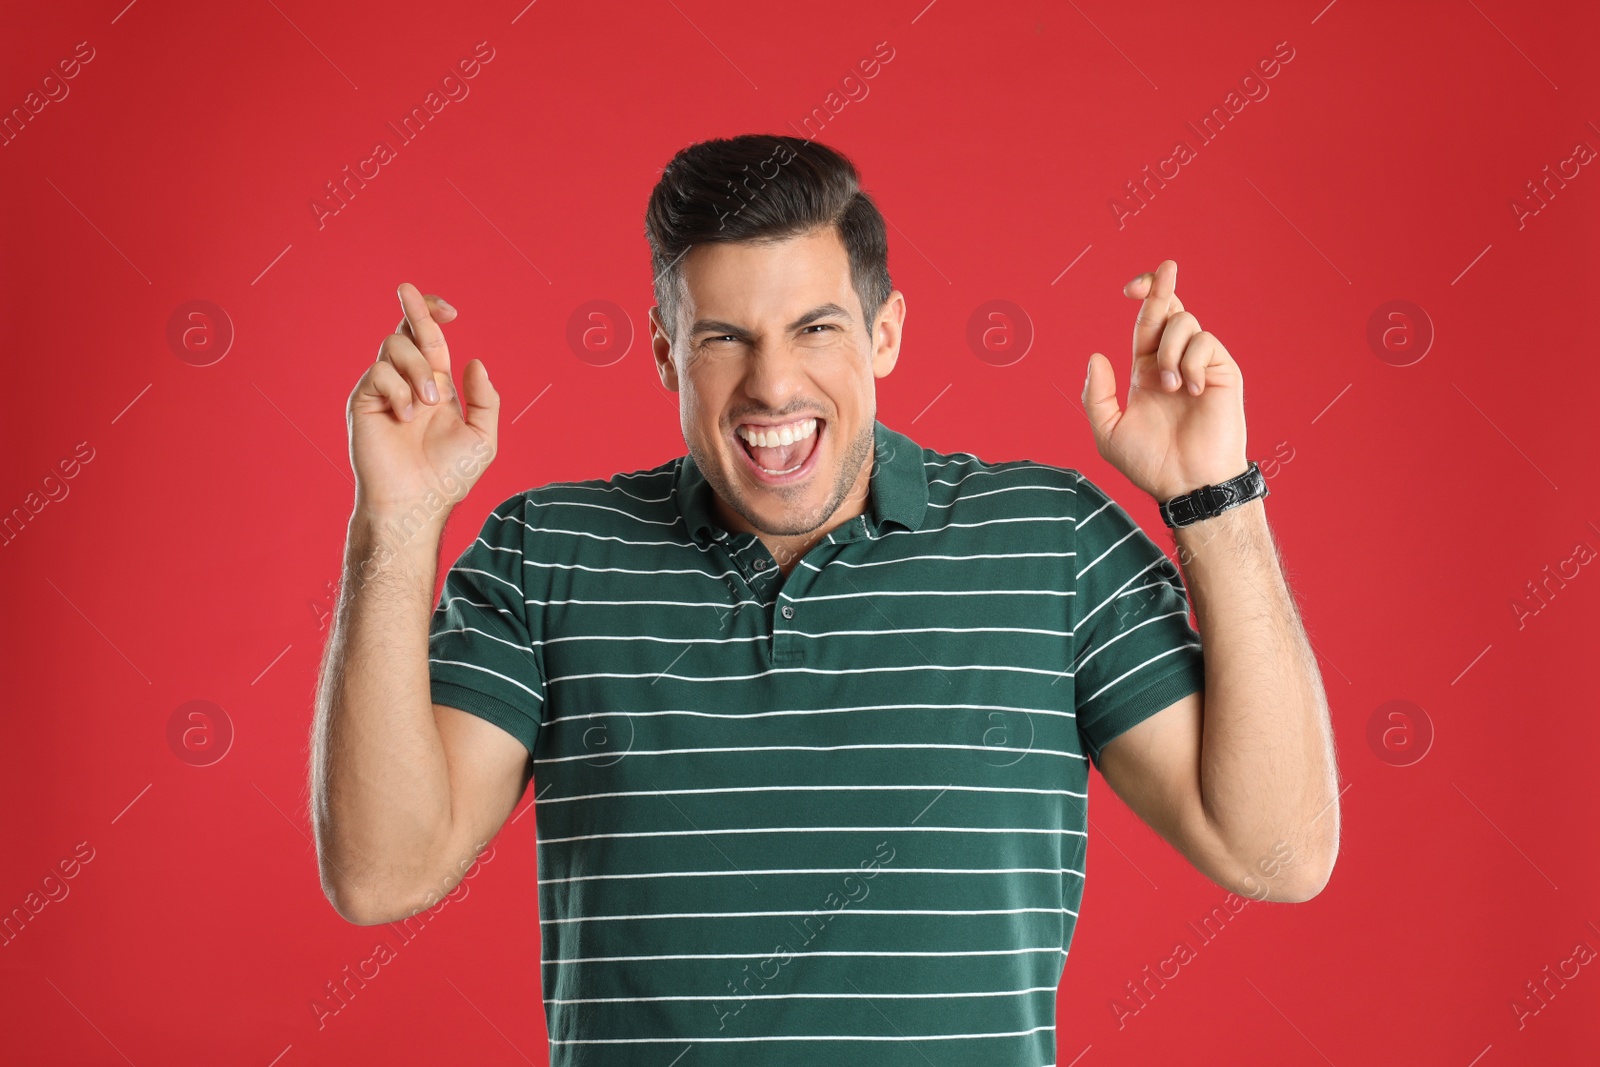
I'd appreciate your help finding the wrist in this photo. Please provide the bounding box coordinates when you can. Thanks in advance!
[346,508,447,584]
[1152,460,1251,502]
[352,495,453,537]
[1171,494,1265,533]
[1169,495,1267,571]
[1157,461,1268,530]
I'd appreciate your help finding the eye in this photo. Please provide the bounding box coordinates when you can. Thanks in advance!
[802,324,834,334]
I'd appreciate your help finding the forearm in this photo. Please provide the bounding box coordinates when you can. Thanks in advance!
[310,508,455,923]
[1172,497,1339,895]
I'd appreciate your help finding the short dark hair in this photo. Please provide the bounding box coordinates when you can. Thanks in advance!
[644,133,892,342]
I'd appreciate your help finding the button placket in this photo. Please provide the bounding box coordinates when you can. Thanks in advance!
[771,538,832,663]
[772,592,799,664]
[708,538,751,637]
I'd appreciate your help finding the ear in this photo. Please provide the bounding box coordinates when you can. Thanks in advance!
[870,290,905,380]
[649,305,679,391]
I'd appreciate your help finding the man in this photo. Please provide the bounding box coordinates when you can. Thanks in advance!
[310,134,1340,1064]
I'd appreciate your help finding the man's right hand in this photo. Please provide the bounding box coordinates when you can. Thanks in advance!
[347,282,500,517]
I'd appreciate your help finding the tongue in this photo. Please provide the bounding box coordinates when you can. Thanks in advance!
[750,427,818,472]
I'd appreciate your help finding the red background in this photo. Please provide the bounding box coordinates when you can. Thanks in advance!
[3,1,1597,1063]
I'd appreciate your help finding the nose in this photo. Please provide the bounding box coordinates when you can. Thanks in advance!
[738,344,810,414]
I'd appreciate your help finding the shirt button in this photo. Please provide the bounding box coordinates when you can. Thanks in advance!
[754,559,768,571]
[781,605,794,619]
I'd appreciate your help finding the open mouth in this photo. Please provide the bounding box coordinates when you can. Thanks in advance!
[733,416,825,484]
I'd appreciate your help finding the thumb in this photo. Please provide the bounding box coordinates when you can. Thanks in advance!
[1082,353,1122,448]
[460,358,501,442]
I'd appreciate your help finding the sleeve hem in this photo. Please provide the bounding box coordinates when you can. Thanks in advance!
[429,680,539,756]
[1081,654,1205,770]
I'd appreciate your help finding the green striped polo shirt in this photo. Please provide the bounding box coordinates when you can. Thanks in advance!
[427,417,1206,1066]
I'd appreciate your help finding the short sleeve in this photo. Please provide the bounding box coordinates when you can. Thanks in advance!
[427,492,545,754]
[1070,472,1205,768]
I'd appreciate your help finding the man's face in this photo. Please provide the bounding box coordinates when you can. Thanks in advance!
[650,226,904,538]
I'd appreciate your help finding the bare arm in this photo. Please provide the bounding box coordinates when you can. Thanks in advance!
[1098,498,1340,901]
[309,508,528,924]
[309,284,524,925]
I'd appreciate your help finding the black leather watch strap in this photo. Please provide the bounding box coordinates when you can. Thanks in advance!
[1159,461,1269,528]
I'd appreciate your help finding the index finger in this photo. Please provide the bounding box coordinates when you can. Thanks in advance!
[397,282,451,372]
[1131,259,1180,360]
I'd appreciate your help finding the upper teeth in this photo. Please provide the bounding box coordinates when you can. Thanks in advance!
[737,417,817,449]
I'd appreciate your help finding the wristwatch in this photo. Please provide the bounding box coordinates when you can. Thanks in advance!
[1159,461,1269,528]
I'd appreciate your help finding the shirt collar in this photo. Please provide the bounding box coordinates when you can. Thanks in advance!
[676,418,929,545]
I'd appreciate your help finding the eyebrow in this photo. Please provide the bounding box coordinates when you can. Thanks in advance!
[689,303,854,340]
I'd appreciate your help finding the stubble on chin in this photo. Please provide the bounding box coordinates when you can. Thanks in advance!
[696,418,874,539]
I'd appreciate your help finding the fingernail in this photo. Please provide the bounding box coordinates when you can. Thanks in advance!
[1188,380,1201,395]
[402,402,415,420]
[424,380,439,404]
[1128,275,1144,289]
[436,298,456,314]
[1162,370,1179,390]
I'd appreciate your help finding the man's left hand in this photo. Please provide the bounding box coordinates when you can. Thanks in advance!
[1081,259,1249,501]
